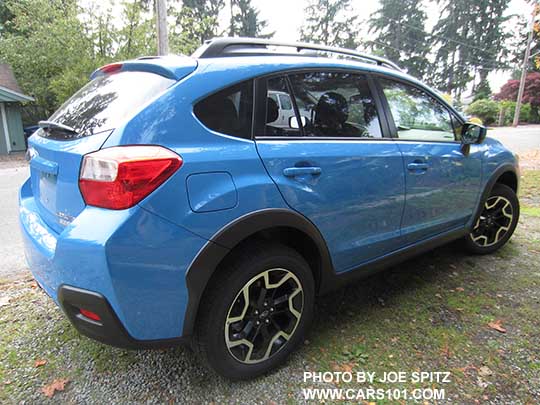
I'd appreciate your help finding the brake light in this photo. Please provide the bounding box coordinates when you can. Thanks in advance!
[79,146,182,210]
[100,63,123,74]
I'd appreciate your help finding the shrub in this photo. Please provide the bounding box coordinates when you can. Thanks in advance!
[499,101,531,126]
[466,99,499,126]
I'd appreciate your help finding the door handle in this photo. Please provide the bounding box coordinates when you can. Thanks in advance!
[407,162,429,172]
[283,166,322,177]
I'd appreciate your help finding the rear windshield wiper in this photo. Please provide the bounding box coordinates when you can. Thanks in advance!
[38,120,78,136]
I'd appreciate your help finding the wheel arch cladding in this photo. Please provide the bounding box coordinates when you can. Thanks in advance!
[495,170,518,193]
[182,209,334,337]
[470,164,519,229]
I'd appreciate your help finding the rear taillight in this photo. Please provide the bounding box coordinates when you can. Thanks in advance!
[79,146,182,210]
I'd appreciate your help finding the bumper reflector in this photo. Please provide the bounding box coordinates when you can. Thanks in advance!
[79,309,101,322]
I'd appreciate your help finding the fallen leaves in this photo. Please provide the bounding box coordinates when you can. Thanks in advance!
[478,366,493,377]
[42,378,69,398]
[34,359,47,368]
[441,343,451,359]
[332,362,355,373]
[488,319,507,333]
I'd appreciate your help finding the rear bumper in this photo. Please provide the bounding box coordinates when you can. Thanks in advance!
[58,285,187,349]
[19,177,209,343]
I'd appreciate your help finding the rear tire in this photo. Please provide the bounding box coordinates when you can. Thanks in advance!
[464,183,519,255]
[193,242,315,380]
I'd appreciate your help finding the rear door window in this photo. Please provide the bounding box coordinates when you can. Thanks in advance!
[194,80,254,139]
[288,72,383,138]
[47,72,176,138]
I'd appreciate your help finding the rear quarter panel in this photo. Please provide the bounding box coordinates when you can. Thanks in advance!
[102,62,289,240]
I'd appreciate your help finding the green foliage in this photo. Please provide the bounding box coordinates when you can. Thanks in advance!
[0,0,157,123]
[499,100,531,125]
[229,0,273,38]
[431,0,511,100]
[473,80,492,102]
[178,0,224,45]
[0,0,93,119]
[368,0,430,79]
[466,99,499,125]
[299,0,360,49]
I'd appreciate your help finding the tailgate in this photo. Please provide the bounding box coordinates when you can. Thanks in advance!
[28,131,111,233]
[25,62,197,233]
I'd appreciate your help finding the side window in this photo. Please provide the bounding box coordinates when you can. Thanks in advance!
[279,94,292,110]
[288,72,382,138]
[194,80,253,139]
[380,79,456,142]
[265,77,302,136]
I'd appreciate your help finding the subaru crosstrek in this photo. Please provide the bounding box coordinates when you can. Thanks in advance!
[19,38,520,380]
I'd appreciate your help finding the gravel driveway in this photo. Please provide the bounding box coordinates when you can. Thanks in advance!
[0,154,29,283]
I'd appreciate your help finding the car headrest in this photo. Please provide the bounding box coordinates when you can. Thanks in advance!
[197,96,238,134]
[266,97,279,123]
[315,91,349,128]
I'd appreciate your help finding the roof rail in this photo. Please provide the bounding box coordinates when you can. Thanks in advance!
[192,37,402,71]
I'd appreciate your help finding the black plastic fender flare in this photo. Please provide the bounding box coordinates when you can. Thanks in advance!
[468,164,519,230]
[182,208,334,337]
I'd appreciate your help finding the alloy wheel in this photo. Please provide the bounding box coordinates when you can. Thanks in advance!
[224,268,304,364]
[470,195,513,247]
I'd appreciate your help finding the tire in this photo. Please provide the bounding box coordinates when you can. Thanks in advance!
[464,183,520,255]
[193,242,315,380]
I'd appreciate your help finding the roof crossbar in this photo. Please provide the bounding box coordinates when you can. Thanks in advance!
[192,37,402,71]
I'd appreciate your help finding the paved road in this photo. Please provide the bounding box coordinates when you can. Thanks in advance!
[0,165,30,282]
[488,125,540,154]
[0,125,538,283]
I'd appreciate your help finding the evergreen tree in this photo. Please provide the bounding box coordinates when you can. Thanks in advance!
[229,0,273,38]
[368,0,430,79]
[175,0,225,45]
[469,0,512,99]
[509,13,539,74]
[0,1,15,35]
[431,0,510,100]
[299,0,360,49]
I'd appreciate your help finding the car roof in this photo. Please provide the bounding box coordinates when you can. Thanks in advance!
[195,55,463,119]
[196,55,425,91]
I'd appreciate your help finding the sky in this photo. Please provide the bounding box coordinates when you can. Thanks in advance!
[245,0,534,93]
[83,0,535,94]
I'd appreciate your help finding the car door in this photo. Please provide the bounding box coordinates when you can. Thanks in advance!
[377,77,482,243]
[255,71,406,273]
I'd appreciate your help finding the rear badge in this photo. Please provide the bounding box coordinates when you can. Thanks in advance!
[57,211,75,226]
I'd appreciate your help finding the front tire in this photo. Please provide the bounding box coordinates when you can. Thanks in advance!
[193,243,315,380]
[464,183,519,254]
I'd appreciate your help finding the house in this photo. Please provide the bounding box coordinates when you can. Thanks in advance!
[0,63,34,154]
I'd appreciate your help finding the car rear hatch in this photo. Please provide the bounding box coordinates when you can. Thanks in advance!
[27,57,197,233]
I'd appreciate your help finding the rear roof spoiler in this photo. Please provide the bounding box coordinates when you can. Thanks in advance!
[90,56,197,81]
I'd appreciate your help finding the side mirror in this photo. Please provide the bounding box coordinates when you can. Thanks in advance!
[461,122,487,145]
[289,116,307,129]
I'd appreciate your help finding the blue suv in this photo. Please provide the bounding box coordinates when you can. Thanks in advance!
[19,38,520,379]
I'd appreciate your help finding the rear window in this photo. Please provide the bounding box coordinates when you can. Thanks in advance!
[44,71,175,138]
[194,80,254,139]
